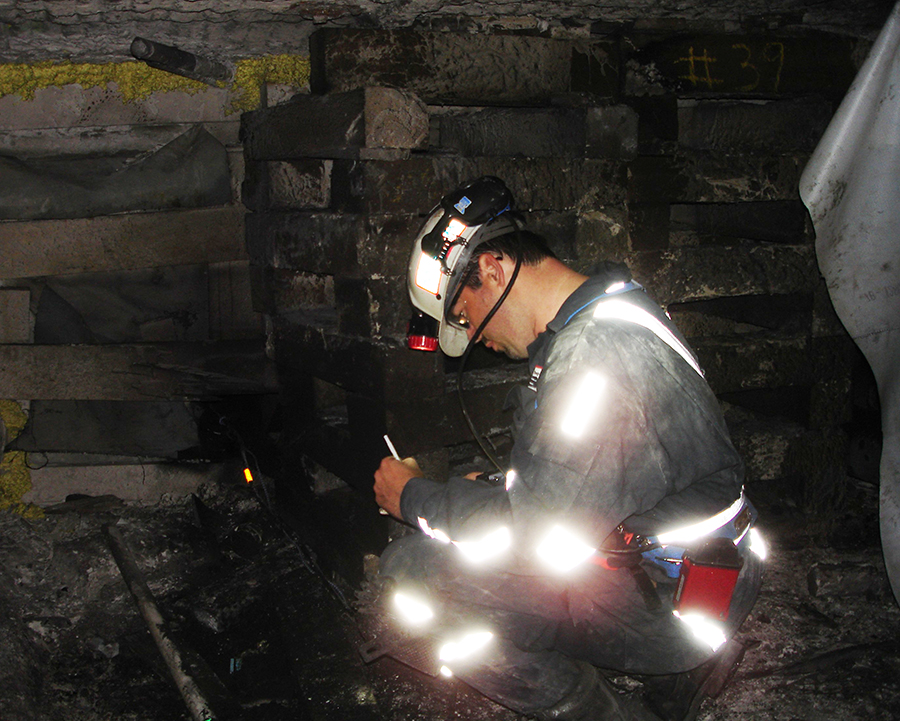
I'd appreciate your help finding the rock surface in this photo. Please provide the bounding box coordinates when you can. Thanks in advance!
[0,1,892,63]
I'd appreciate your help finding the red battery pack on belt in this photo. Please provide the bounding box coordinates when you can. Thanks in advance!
[673,537,744,620]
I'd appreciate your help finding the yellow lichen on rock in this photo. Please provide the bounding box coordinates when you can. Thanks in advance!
[0,400,42,520]
[230,55,311,111]
[0,60,208,102]
[0,55,311,110]
[0,399,26,437]
[0,452,42,519]
[111,61,210,101]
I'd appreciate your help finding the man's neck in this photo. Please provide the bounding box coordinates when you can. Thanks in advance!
[520,258,589,338]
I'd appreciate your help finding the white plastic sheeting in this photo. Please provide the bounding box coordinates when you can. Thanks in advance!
[800,2,900,604]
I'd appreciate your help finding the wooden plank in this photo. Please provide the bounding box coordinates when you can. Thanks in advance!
[627,243,818,305]
[271,317,443,401]
[330,156,627,215]
[669,201,810,244]
[434,105,637,159]
[677,98,832,153]
[693,335,815,395]
[0,126,232,222]
[0,341,277,400]
[310,30,618,104]
[241,87,428,160]
[13,400,198,457]
[628,153,807,204]
[631,34,860,101]
[248,266,336,316]
[245,211,362,276]
[0,122,241,159]
[0,206,246,280]
[0,84,235,131]
[0,289,31,343]
[725,408,807,482]
[208,260,266,341]
[437,107,588,158]
[808,561,891,598]
[242,159,333,212]
[669,293,813,337]
[247,210,423,283]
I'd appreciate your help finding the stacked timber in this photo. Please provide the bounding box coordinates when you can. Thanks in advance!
[242,27,864,503]
[0,79,278,501]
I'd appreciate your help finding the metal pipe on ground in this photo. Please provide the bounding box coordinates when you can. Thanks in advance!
[105,523,223,721]
[130,37,232,86]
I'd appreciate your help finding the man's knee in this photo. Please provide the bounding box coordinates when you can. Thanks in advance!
[379,533,447,583]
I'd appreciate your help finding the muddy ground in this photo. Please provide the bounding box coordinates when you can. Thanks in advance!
[0,467,897,721]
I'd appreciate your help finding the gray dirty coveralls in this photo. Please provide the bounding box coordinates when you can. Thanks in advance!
[380,273,762,715]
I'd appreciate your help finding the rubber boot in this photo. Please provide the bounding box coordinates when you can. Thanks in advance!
[533,662,663,721]
[642,639,747,721]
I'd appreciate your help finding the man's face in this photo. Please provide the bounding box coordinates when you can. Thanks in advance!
[449,281,531,360]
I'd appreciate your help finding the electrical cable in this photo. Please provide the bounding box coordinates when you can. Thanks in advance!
[217,414,352,611]
[449,235,658,558]
[454,227,523,474]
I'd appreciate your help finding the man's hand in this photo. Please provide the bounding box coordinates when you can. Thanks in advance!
[373,456,423,519]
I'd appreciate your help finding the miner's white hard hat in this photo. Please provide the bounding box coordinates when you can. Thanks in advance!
[407,177,520,357]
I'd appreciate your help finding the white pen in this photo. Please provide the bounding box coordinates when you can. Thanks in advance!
[379,434,401,515]
[384,434,401,460]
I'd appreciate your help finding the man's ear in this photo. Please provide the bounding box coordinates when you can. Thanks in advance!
[478,252,506,290]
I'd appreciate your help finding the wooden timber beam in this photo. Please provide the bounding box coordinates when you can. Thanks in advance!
[0,341,277,400]
[0,206,245,281]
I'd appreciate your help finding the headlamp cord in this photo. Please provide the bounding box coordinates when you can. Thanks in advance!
[456,247,522,474]
[453,246,659,558]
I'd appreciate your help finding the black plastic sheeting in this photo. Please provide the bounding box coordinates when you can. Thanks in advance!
[11,400,198,458]
[19,266,213,458]
[0,125,231,220]
[35,266,211,344]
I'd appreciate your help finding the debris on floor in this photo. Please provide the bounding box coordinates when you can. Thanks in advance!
[0,468,898,720]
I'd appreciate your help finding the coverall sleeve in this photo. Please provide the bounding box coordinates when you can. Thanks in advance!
[399,474,513,541]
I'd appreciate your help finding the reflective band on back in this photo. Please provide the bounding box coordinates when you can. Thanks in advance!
[749,528,768,560]
[656,492,746,546]
[418,516,452,544]
[593,299,704,377]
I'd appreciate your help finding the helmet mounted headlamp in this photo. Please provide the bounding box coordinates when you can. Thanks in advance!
[407,176,518,356]
[420,177,513,270]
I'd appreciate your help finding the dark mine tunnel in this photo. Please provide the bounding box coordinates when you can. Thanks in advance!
[0,1,898,719]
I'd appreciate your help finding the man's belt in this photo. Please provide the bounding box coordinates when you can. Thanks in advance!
[630,493,756,580]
